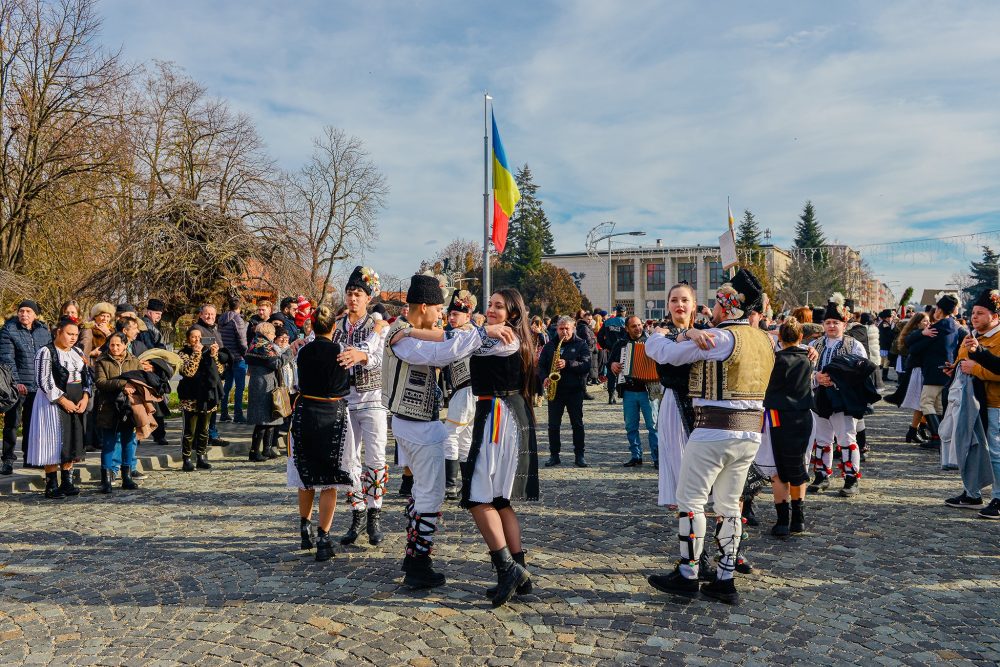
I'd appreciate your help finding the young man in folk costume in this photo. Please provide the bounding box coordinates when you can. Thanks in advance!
[382,275,516,589]
[442,290,478,500]
[332,266,390,547]
[645,269,775,605]
[807,294,871,497]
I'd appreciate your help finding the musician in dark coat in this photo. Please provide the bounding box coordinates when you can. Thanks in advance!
[538,317,591,467]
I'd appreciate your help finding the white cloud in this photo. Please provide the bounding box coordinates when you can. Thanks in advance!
[96,0,1000,298]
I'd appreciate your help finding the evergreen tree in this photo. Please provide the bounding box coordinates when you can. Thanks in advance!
[507,164,555,282]
[966,245,1000,303]
[735,209,762,249]
[793,200,827,265]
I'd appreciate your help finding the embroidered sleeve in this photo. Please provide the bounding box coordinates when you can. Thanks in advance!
[36,347,63,403]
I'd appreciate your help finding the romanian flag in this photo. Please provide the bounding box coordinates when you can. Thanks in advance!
[491,111,520,254]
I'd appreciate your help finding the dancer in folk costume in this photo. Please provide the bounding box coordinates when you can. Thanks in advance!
[287,305,356,562]
[442,290,478,500]
[807,294,871,497]
[332,266,390,547]
[646,269,775,605]
[388,286,538,607]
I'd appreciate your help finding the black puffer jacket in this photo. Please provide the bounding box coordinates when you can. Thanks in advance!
[0,317,53,390]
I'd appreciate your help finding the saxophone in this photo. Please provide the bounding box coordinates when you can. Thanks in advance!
[545,338,563,401]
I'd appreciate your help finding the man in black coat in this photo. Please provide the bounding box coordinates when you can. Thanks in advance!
[877,309,895,380]
[0,300,51,474]
[191,304,231,447]
[575,310,598,397]
[539,316,592,468]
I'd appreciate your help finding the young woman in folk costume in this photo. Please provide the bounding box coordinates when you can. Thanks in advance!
[386,285,538,607]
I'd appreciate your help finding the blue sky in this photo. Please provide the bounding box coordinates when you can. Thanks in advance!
[98,0,1000,298]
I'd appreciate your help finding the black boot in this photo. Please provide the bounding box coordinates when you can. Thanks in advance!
[120,466,139,490]
[182,456,195,472]
[790,499,805,533]
[340,510,367,545]
[905,426,926,444]
[771,502,790,537]
[248,429,266,462]
[60,469,80,496]
[700,577,740,605]
[315,529,335,562]
[300,517,317,550]
[264,428,280,459]
[735,536,752,574]
[489,546,529,607]
[366,508,384,546]
[881,367,890,381]
[921,415,942,449]
[698,549,717,582]
[485,551,533,597]
[99,468,113,494]
[648,564,699,598]
[402,553,446,589]
[742,497,758,527]
[398,473,414,496]
[857,429,869,458]
[918,422,931,442]
[806,471,829,493]
[44,471,65,499]
[196,454,212,470]
[444,459,460,500]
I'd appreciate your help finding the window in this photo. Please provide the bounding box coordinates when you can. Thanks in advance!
[646,299,666,321]
[617,263,634,292]
[678,262,697,288]
[646,262,665,291]
[709,261,724,289]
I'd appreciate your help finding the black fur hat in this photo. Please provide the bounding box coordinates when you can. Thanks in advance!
[937,293,959,316]
[406,274,445,305]
[973,289,1000,314]
[822,293,849,322]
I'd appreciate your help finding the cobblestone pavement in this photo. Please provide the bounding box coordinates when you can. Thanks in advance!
[2,385,1000,666]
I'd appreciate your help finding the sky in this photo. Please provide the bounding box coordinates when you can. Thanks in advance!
[98,0,1000,298]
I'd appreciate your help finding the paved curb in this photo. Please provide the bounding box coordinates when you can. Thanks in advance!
[0,419,256,495]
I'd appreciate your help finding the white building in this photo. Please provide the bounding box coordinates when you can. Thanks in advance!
[543,243,790,320]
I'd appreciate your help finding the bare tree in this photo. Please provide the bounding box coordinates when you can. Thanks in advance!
[0,0,131,271]
[283,127,387,304]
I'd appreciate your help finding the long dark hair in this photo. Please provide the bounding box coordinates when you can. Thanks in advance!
[493,287,536,399]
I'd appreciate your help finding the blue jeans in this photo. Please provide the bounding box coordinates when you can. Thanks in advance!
[100,427,137,472]
[623,389,658,462]
[987,408,1000,500]
[222,357,247,419]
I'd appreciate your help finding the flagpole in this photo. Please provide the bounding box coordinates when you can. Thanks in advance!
[482,93,493,306]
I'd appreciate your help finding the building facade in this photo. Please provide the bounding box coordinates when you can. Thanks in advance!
[544,243,791,320]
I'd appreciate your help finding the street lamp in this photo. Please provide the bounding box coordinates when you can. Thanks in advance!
[591,228,645,311]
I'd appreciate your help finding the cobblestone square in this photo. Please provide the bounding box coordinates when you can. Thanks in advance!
[2,396,999,666]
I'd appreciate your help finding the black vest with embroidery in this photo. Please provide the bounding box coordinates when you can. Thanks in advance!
[655,325,692,392]
[470,353,522,396]
[333,314,381,392]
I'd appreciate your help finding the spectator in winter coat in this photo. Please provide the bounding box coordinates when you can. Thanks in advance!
[94,333,147,493]
[275,297,301,340]
[906,295,962,447]
[138,299,167,351]
[0,300,53,474]
[218,295,249,423]
[575,310,598,398]
[190,304,231,446]
[539,317,593,467]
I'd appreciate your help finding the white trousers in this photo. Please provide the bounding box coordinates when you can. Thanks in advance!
[346,407,388,510]
[811,411,860,478]
[395,436,445,515]
[443,386,475,462]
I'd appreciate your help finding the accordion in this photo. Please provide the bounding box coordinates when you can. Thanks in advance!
[622,342,658,382]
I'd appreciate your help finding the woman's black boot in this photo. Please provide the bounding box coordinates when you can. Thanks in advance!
[905,426,926,444]
[485,550,532,597]
[120,466,139,490]
[99,468,113,494]
[315,529,335,562]
[248,428,266,462]
[60,469,80,496]
[44,471,65,499]
[771,502,791,537]
[490,546,529,608]
[300,517,317,550]
[790,499,805,533]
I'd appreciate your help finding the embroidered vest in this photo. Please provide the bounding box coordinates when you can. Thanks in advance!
[688,323,775,401]
[382,321,440,421]
[446,323,475,391]
[333,314,381,392]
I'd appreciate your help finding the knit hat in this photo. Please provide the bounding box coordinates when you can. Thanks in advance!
[345,265,381,298]
[937,293,960,316]
[146,298,165,312]
[715,269,763,319]
[822,293,849,322]
[973,289,1000,315]
[17,299,39,314]
[448,289,477,314]
[90,302,115,319]
[406,274,445,305]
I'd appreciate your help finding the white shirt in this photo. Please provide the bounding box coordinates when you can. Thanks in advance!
[389,328,519,446]
[646,325,763,443]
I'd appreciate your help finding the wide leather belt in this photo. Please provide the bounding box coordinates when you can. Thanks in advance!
[693,407,764,432]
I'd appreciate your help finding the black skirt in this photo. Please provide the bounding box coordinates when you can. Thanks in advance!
[60,383,87,463]
[460,392,539,509]
[290,397,353,488]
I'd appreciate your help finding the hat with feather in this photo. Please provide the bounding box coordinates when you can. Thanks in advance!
[822,292,849,322]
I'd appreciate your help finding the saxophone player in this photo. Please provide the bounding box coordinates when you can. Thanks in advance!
[538,316,592,468]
